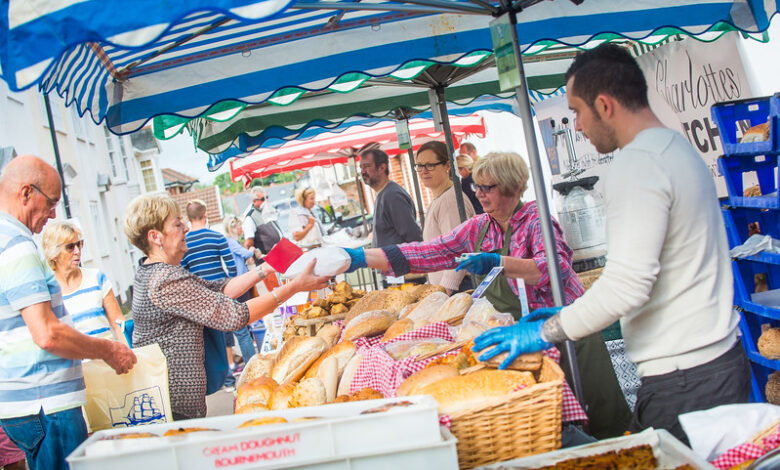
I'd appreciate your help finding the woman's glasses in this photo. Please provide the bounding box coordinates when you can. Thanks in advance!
[63,240,84,252]
[413,161,446,172]
[471,183,498,194]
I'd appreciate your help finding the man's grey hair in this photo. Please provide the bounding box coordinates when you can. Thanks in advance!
[253,187,265,197]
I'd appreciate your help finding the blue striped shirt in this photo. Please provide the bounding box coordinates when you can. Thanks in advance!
[63,268,115,340]
[181,228,237,281]
[0,212,86,419]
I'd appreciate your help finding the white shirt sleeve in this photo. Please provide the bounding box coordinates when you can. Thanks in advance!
[242,216,257,240]
[560,147,672,339]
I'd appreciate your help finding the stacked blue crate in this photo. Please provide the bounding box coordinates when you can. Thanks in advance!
[713,94,779,402]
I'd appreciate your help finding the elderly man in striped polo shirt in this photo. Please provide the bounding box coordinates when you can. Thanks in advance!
[0,156,136,470]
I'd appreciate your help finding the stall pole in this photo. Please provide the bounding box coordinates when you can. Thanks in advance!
[506,10,585,406]
[405,147,426,230]
[351,155,369,235]
[432,86,468,223]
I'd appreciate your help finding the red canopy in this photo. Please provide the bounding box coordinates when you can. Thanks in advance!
[229,115,486,183]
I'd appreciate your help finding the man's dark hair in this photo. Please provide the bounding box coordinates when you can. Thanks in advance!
[360,148,390,176]
[564,44,649,112]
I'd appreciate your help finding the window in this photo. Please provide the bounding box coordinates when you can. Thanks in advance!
[70,106,87,140]
[104,127,118,178]
[140,160,158,192]
[38,94,65,131]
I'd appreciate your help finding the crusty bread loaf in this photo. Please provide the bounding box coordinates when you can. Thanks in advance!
[345,291,392,324]
[268,382,296,410]
[406,292,449,329]
[236,376,279,409]
[343,310,396,340]
[398,303,417,319]
[381,318,415,343]
[411,284,447,302]
[317,356,339,402]
[337,353,363,396]
[304,340,356,379]
[396,365,459,397]
[758,325,780,360]
[237,416,287,428]
[483,351,543,371]
[418,369,536,416]
[237,352,276,388]
[290,378,327,408]
[432,292,473,323]
[234,403,269,414]
[271,336,328,384]
[316,324,342,349]
[382,290,416,316]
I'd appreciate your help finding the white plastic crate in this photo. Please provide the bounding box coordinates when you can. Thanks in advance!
[68,396,442,470]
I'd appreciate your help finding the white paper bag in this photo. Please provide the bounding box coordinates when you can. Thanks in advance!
[82,344,172,431]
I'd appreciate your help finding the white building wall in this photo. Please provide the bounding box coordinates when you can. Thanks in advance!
[0,83,165,303]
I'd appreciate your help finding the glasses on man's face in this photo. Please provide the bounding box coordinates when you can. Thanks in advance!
[413,161,446,173]
[253,196,266,203]
[30,184,59,209]
[63,240,84,252]
[471,183,498,194]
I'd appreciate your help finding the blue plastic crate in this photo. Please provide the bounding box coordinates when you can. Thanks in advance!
[711,95,779,156]
[718,154,780,208]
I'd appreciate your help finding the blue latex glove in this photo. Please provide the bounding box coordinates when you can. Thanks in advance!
[455,253,501,275]
[520,306,562,323]
[472,320,552,369]
[343,247,367,273]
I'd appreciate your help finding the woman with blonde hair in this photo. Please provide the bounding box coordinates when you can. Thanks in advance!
[42,221,128,346]
[456,153,483,214]
[290,187,325,247]
[125,194,329,420]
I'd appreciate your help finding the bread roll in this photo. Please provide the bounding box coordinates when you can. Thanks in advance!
[411,284,447,302]
[396,365,459,397]
[381,318,415,343]
[432,292,472,323]
[337,353,363,396]
[236,376,278,409]
[316,324,342,348]
[234,403,269,414]
[418,369,536,416]
[291,378,327,408]
[343,310,396,340]
[271,336,328,384]
[237,416,287,428]
[758,325,780,360]
[741,121,770,143]
[304,340,356,379]
[406,292,449,329]
[237,352,276,388]
[317,356,339,402]
[268,382,296,410]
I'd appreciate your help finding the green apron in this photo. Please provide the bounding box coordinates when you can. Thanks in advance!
[473,219,632,439]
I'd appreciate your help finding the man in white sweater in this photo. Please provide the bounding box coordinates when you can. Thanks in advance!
[474,44,749,443]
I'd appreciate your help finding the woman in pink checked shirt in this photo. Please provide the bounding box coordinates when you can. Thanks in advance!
[342,151,631,441]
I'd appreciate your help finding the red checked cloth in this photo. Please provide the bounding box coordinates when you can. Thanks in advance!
[348,322,588,424]
[711,425,780,469]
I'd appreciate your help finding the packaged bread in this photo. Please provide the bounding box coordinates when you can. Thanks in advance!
[316,323,342,348]
[237,352,276,388]
[237,416,287,428]
[431,292,473,323]
[343,310,395,340]
[268,382,297,410]
[337,353,363,396]
[740,121,770,143]
[381,318,415,343]
[317,356,339,402]
[271,336,328,384]
[461,297,500,325]
[291,377,327,408]
[758,324,780,360]
[236,376,278,409]
[411,284,447,302]
[455,312,514,342]
[383,338,451,361]
[396,365,459,397]
[405,292,449,329]
[418,369,536,415]
[304,340,356,379]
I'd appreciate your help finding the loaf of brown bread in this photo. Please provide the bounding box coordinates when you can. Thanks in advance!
[417,369,536,416]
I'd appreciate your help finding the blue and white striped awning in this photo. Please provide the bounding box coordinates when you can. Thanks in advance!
[1,0,776,134]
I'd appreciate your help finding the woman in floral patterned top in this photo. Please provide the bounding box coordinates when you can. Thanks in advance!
[124,194,329,420]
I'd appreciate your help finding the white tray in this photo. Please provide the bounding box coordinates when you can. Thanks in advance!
[67,396,441,470]
[476,428,715,469]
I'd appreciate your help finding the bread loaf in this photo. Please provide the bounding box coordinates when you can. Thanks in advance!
[316,324,342,348]
[396,365,459,397]
[268,382,297,410]
[345,291,392,324]
[741,121,770,143]
[381,318,415,343]
[758,324,780,360]
[406,292,449,329]
[432,292,473,323]
[411,284,447,302]
[317,356,339,402]
[236,376,279,409]
[767,371,780,405]
[271,336,328,384]
[382,290,416,316]
[383,338,451,361]
[418,369,536,416]
[234,403,269,414]
[304,340,356,379]
[237,352,276,388]
[337,353,363,396]
[291,377,327,408]
[343,310,396,340]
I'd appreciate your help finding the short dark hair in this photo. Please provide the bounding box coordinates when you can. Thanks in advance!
[360,148,389,175]
[460,142,476,155]
[564,44,649,112]
[417,140,449,164]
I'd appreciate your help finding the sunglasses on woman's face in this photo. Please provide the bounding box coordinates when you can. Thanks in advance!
[63,240,84,252]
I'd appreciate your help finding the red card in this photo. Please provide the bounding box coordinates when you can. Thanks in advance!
[263,238,303,273]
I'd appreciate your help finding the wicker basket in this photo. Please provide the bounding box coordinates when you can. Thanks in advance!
[449,356,564,469]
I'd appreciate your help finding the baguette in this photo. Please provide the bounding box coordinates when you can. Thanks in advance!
[417,369,536,416]
[304,340,356,379]
[271,336,328,384]
[317,356,339,402]
[337,353,363,396]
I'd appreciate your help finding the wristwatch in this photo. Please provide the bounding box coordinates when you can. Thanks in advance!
[254,264,268,281]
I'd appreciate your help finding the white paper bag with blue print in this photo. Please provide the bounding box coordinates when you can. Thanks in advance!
[82,343,172,431]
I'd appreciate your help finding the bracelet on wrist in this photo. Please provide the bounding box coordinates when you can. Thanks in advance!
[254,264,267,281]
[270,289,281,305]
